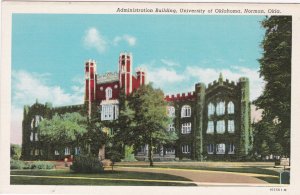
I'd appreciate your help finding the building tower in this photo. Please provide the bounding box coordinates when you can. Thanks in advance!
[194,82,206,161]
[85,59,97,117]
[119,52,132,95]
[136,67,146,86]
[238,77,251,157]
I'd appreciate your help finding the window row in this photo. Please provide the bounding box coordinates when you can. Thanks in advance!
[30,149,43,156]
[167,122,192,134]
[167,105,191,118]
[207,143,235,154]
[181,144,191,154]
[208,101,234,116]
[101,104,119,121]
[54,147,81,156]
[207,120,235,134]
[167,101,234,119]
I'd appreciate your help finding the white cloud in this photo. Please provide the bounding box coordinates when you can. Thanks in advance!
[185,66,264,101]
[12,70,83,107]
[83,27,107,53]
[161,59,179,67]
[141,65,185,87]
[113,34,136,46]
[11,70,84,144]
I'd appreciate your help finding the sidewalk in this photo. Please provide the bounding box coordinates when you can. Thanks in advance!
[114,166,274,185]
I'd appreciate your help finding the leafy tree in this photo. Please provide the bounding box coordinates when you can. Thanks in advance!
[253,16,291,157]
[104,90,136,161]
[124,84,178,166]
[10,144,22,160]
[86,118,108,156]
[38,112,88,154]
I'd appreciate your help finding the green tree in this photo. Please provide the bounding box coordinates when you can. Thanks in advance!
[39,112,88,154]
[86,118,108,156]
[126,84,178,166]
[253,16,291,157]
[104,90,137,161]
[10,144,22,160]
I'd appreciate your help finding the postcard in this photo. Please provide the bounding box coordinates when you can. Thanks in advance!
[1,1,299,194]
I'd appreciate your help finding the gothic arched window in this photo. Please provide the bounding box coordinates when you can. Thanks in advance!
[228,101,234,114]
[181,105,191,118]
[216,102,225,115]
[105,87,112,100]
[208,103,215,116]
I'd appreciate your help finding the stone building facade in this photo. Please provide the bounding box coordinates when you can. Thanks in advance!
[21,53,252,161]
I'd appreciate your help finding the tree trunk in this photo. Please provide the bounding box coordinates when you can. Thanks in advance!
[149,137,154,167]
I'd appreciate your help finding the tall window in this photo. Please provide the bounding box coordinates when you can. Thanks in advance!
[105,87,112,100]
[228,101,234,114]
[216,102,225,115]
[181,105,191,118]
[30,132,34,141]
[75,147,81,155]
[35,133,38,141]
[31,115,43,129]
[208,103,215,116]
[65,147,71,155]
[35,149,39,156]
[168,123,175,132]
[181,145,190,154]
[216,120,225,134]
[34,115,42,127]
[216,143,225,154]
[228,143,235,154]
[181,123,191,134]
[167,106,175,117]
[207,121,214,134]
[228,120,235,133]
[31,119,34,129]
[54,150,60,155]
[207,144,214,154]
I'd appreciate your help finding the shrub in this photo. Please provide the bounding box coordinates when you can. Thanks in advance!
[29,161,55,169]
[10,144,21,160]
[10,159,55,170]
[10,159,29,169]
[70,154,104,173]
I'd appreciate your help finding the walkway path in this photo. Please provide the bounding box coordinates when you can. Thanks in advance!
[114,166,274,185]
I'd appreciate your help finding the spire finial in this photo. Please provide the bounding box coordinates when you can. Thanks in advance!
[218,72,223,82]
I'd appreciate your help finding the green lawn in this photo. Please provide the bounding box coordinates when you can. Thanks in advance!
[10,170,196,186]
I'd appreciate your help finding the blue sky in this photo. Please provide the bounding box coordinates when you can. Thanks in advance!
[11,14,266,144]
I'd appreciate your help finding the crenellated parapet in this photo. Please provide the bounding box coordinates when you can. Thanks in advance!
[206,74,238,93]
[165,91,196,102]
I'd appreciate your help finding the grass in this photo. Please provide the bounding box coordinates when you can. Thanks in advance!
[10,170,196,186]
